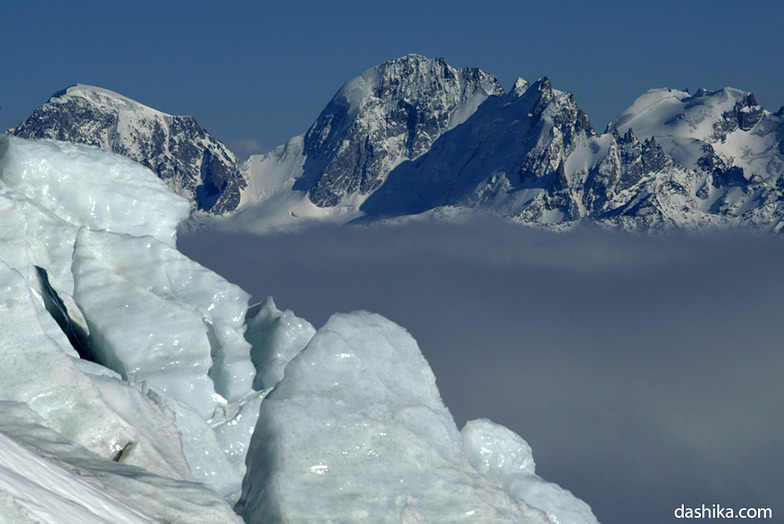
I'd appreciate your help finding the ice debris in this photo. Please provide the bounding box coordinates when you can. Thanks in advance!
[236,311,551,523]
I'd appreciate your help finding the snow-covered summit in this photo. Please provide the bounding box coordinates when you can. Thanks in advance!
[359,74,597,222]
[512,77,531,97]
[594,86,784,231]
[202,56,779,232]
[606,86,782,177]
[13,84,245,215]
[607,86,766,147]
[51,84,168,116]
[217,55,506,232]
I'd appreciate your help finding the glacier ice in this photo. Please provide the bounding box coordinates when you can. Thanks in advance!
[0,188,87,356]
[0,426,156,524]
[72,227,256,417]
[142,384,244,499]
[235,311,550,523]
[0,187,79,300]
[0,136,190,246]
[0,134,191,354]
[462,418,600,524]
[245,296,316,390]
[84,373,192,479]
[211,389,268,479]
[71,229,221,418]
[462,418,537,480]
[0,135,189,301]
[0,261,193,479]
[0,136,247,519]
[0,401,243,523]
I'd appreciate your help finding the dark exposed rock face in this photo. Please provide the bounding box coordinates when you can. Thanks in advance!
[519,77,597,183]
[583,131,671,213]
[360,74,601,223]
[297,55,503,207]
[13,86,245,214]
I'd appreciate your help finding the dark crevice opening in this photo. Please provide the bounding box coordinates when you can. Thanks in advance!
[35,265,93,361]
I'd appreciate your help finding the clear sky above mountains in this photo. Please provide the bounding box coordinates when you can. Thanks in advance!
[2,0,783,158]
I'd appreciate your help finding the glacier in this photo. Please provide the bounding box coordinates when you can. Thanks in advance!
[462,419,600,524]
[0,134,598,522]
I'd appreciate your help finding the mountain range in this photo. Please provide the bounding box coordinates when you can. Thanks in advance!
[11,54,784,233]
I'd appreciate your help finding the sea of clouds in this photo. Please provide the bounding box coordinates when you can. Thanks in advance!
[180,219,784,524]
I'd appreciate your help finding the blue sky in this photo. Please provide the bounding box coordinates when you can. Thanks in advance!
[2,1,783,157]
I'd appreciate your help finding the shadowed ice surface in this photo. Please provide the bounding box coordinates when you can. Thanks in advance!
[179,218,784,524]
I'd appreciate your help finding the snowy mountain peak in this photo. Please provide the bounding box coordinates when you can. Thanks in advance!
[606,84,783,173]
[507,77,592,135]
[13,85,245,215]
[605,88,689,134]
[297,55,504,207]
[535,76,552,92]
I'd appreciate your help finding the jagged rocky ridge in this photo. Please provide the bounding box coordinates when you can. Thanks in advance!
[12,85,245,214]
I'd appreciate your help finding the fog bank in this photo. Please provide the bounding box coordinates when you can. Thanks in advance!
[180,219,784,524]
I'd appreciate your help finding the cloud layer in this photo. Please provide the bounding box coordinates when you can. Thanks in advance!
[179,220,784,524]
